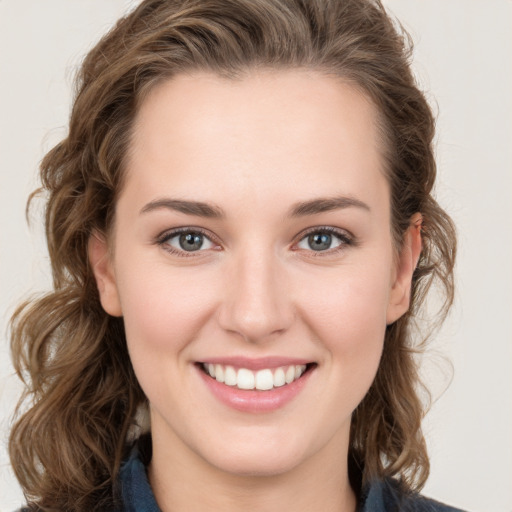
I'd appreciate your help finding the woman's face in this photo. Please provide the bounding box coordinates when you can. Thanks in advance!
[91,70,418,477]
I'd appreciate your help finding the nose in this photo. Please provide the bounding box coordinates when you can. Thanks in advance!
[217,249,294,343]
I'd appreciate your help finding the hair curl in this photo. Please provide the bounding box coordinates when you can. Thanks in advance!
[9,0,456,510]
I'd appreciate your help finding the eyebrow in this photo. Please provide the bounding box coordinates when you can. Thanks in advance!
[140,198,225,218]
[288,196,371,217]
[139,195,370,219]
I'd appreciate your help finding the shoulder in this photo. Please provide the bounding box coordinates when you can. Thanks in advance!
[360,478,468,512]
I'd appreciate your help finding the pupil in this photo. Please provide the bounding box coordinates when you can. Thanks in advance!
[179,233,203,251]
[308,233,331,251]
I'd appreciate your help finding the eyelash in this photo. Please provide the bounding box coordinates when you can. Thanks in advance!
[155,227,219,258]
[294,226,355,256]
[155,226,355,258]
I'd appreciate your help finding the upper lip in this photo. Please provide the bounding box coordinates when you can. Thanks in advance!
[197,356,314,371]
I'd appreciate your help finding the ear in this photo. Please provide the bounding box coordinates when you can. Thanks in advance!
[386,213,423,325]
[88,231,123,317]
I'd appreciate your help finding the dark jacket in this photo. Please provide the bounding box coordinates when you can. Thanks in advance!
[15,436,467,511]
[117,439,467,512]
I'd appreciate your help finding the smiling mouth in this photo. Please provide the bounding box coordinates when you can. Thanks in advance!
[199,362,316,391]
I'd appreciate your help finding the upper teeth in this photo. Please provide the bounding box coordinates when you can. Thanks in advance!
[203,363,307,390]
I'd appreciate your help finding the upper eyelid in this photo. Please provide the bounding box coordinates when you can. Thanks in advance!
[157,226,218,244]
[295,226,353,242]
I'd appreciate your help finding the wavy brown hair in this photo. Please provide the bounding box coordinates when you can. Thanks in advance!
[9,0,456,510]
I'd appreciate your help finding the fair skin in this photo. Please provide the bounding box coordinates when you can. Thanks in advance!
[89,70,421,512]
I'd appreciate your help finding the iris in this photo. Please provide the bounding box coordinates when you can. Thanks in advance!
[308,233,332,251]
[179,232,204,251]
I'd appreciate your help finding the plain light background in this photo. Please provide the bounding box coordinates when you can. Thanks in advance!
[1,1,511,511]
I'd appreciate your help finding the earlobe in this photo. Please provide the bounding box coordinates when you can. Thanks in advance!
[88,231,123,317]
[386,213,423,325]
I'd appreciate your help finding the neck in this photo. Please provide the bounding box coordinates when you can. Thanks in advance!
[148,428,357,512]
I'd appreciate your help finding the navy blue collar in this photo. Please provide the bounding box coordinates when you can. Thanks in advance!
[119,437,160,512]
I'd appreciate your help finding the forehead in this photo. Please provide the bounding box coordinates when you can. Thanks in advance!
[124,69,388,216]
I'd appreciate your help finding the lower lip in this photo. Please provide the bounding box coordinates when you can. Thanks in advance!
[197,365,314,413]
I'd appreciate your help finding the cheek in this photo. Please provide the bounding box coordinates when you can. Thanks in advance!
[115,263,222,414]
[297,259,392,395]
[115,261,220,357]
[300,262,391,343]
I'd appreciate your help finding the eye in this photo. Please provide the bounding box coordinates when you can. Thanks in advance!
[158,229,216,254]
[296,228,352,253]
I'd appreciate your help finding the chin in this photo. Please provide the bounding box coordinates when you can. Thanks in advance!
[197,431,312,478]
[209,450,305,478]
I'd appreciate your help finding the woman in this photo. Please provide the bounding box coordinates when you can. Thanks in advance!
[9,0,461,510]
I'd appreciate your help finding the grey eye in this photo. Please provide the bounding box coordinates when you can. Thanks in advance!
[179,233,204,251]
[308,233,332,251]
[166,232,214,252]
[297,231,344,252]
